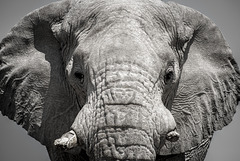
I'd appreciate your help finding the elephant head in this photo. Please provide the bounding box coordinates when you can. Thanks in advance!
[0,0,239,161]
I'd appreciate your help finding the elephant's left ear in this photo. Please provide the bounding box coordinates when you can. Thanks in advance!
[160,2,240,156]
[0,0,73,144]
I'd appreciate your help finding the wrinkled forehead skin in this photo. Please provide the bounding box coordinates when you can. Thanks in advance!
[58,0,186,68]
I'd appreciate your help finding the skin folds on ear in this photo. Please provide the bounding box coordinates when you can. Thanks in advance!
[159,2,240,159]
[0,0,76,146]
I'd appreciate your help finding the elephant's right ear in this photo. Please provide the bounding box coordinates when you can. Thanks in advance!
[160,2,240,157]
[0,0,73,144]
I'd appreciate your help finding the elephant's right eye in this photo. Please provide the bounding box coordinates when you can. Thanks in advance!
[74,72,84,84]
[164,68,174,84]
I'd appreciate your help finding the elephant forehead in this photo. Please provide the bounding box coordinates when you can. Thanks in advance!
[75,26,173,74]
[65,0,170,37]
[74,28,175,80]
[67,0,178,72]
[69,0,165,17]
[90,33,162,70]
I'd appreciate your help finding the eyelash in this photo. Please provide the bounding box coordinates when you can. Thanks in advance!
[164,68,174,84]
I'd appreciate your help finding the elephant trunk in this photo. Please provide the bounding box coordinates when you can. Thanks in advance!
[91,104,156,160]
[68,88,178,160]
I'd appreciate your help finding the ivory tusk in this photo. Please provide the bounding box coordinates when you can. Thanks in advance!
[54,130,79,149]
[166,130,180,142]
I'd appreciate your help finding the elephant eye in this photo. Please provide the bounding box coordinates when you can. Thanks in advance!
[74,72,84,84]
[164,69,174,84]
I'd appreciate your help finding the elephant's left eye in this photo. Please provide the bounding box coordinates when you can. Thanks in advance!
[74,72,84,84]
[164,68,174,84]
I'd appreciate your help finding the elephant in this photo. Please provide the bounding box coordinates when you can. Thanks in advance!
[0,0,239,160]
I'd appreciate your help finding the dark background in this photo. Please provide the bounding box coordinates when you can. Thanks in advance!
[0,0,239,160]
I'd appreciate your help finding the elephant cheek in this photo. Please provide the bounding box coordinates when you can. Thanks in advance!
[153,105,179,150]
[70,104,93,150]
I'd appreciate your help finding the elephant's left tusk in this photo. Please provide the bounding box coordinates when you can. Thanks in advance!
[166,130,179,142]
[54,130,78,150]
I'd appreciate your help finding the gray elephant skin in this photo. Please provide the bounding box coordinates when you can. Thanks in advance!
[0,0,239,161]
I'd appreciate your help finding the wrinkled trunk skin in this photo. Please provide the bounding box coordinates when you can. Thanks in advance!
[92,104,156,160]
[71,78,177,160]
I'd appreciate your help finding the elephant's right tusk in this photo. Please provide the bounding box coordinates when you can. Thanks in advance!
[166,130,179,142]
[54,130,78,150]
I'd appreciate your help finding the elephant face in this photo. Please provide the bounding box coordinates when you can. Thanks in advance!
[61,3,182,159]
[0,0,239,161]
